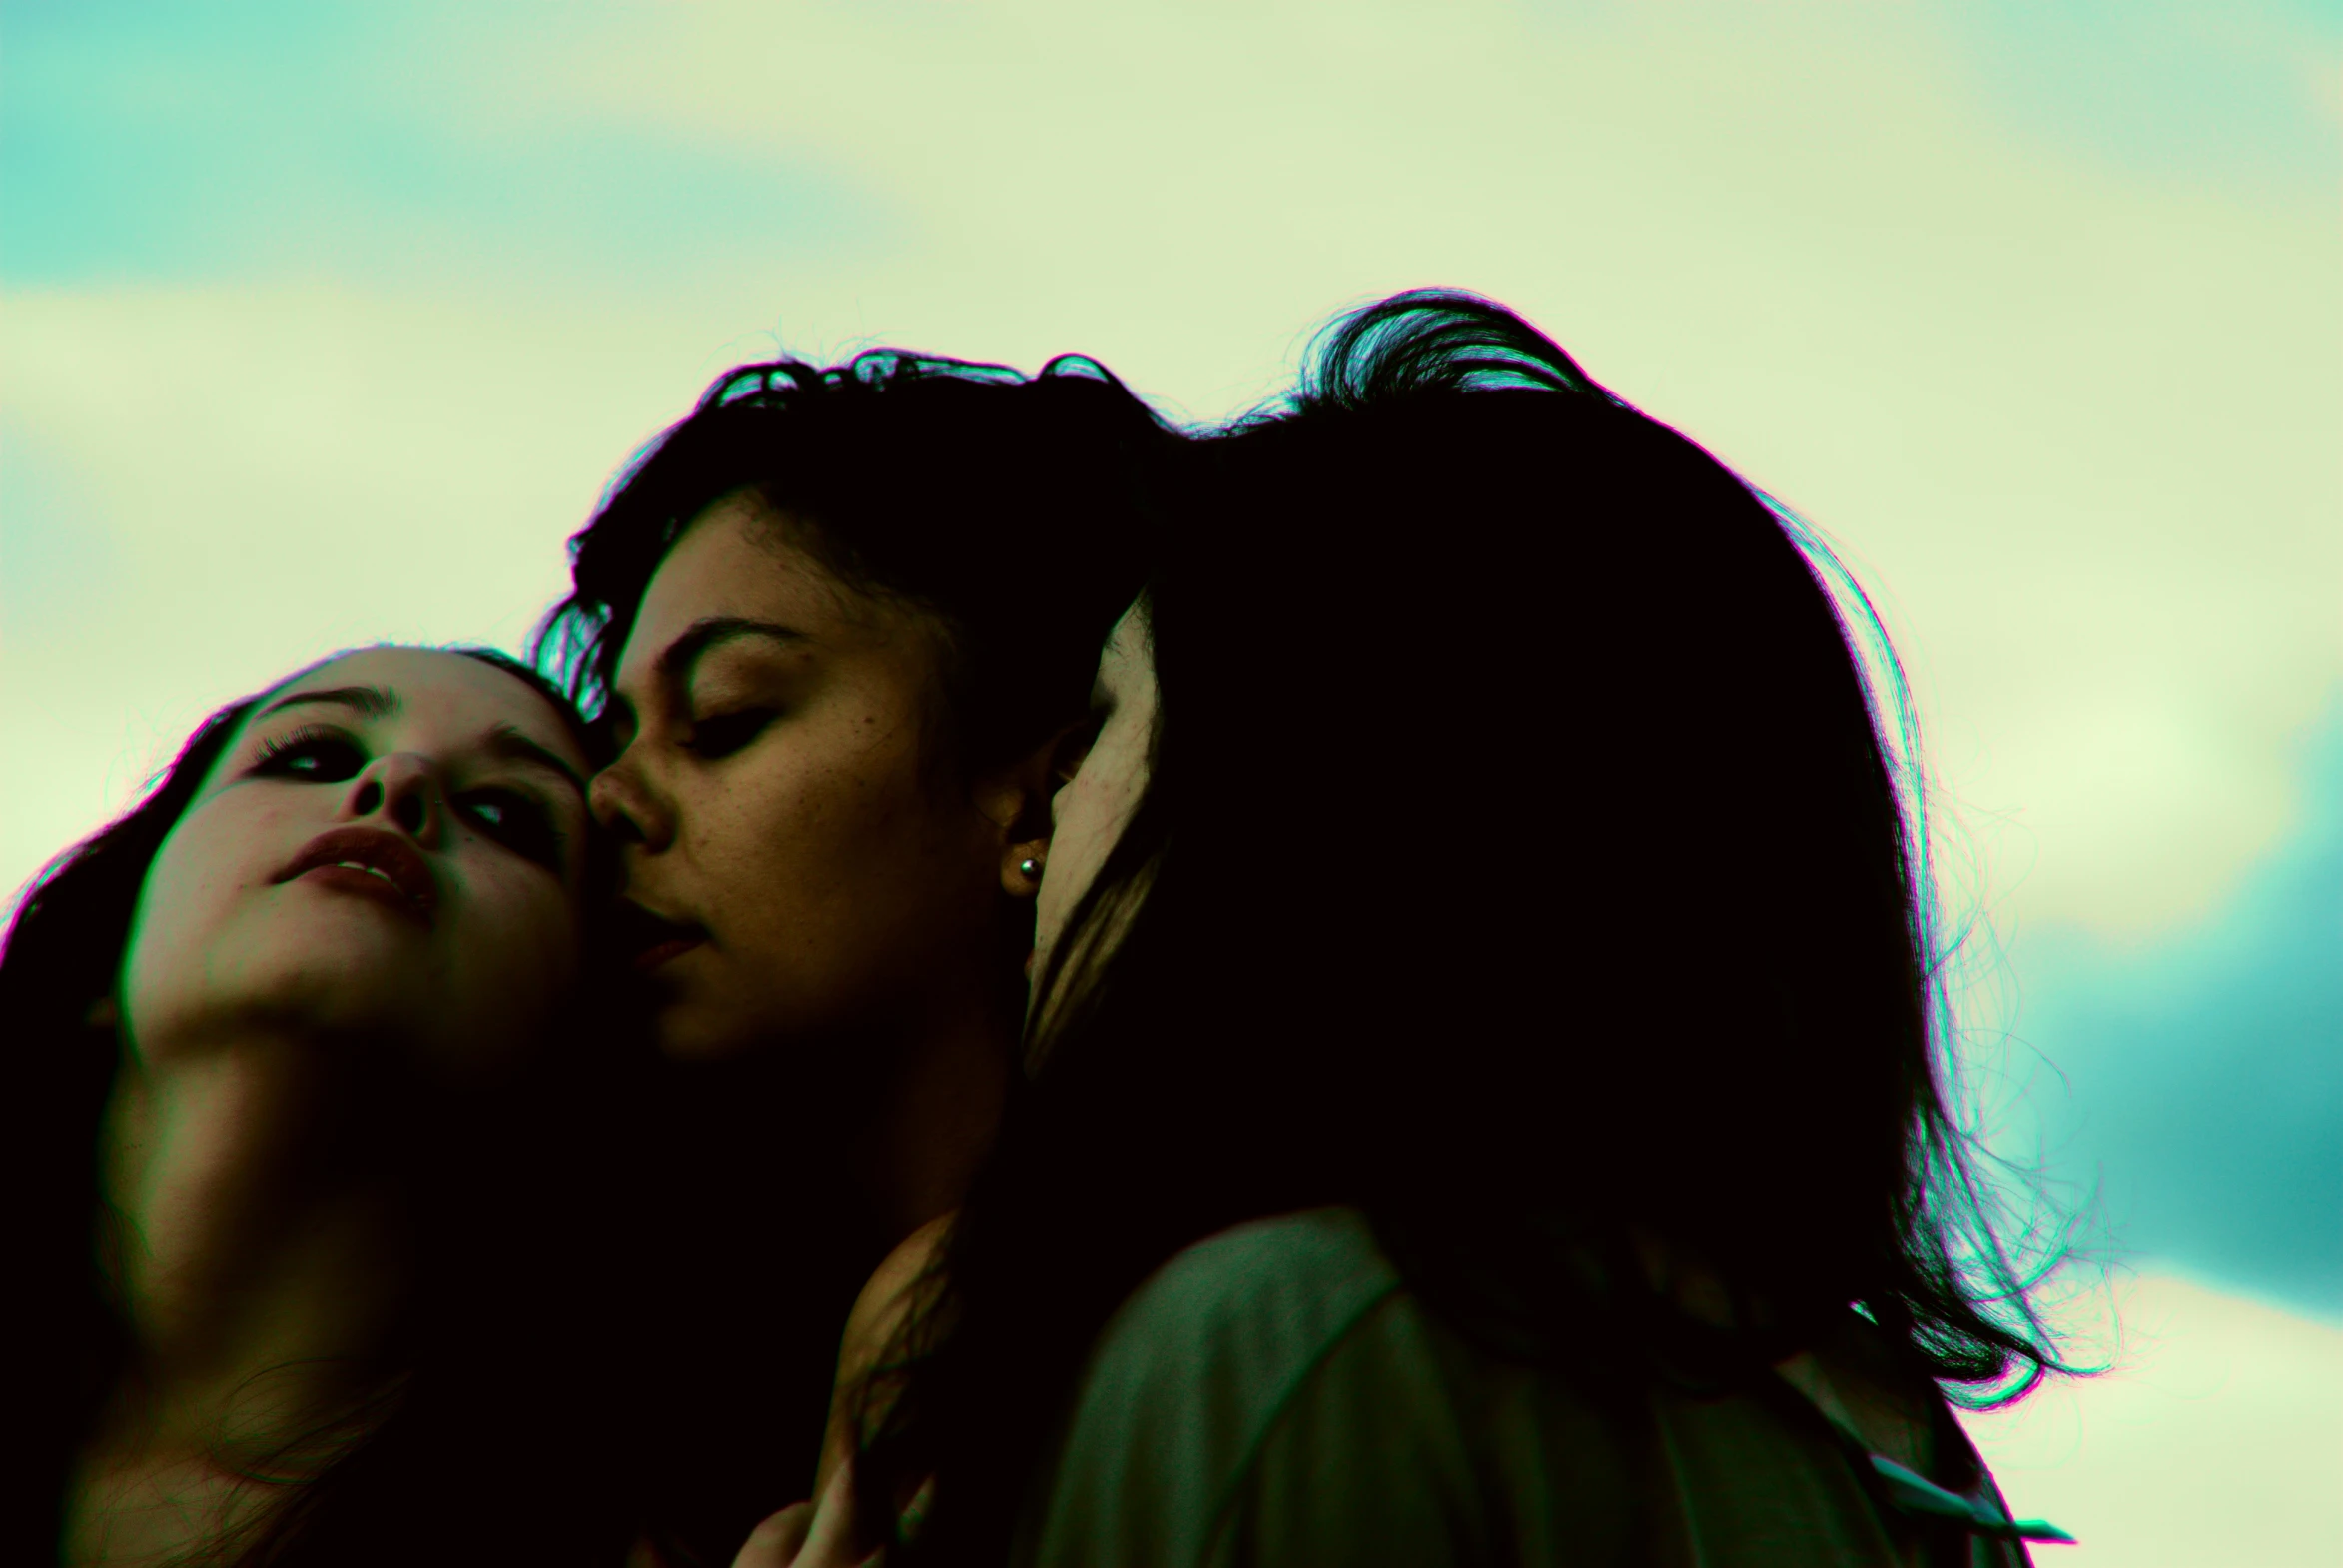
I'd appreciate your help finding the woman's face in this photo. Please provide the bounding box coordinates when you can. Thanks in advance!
[591,491,1019,1061]
[121,648,594,1086]
[1032,603,1157,987]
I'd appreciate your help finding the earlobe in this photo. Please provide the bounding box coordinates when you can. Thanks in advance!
[1001,843,1048,899]
[978,716,1088,896]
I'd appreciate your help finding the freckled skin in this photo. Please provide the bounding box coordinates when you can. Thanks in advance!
[591,495,1085,1553]
[593,495,1022,1066]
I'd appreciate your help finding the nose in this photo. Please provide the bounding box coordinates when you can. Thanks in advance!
[344,753,445,842]
[589,752,674,853]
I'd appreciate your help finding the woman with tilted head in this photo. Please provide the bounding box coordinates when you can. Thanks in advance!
[13,645,637,1566]
[537,347,1172,1564]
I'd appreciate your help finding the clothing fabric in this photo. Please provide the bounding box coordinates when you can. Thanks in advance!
[1014,1208,2044,1568]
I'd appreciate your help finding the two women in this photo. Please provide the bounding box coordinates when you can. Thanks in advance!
[14,646,634,1564]
[23,343,1176,1567]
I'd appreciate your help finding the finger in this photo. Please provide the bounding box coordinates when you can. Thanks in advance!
[730,1500,814,1568]
[794,1457,869,1567]
[898,1476,937,1545]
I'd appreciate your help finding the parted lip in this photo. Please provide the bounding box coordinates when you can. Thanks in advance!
[612,898,707,971]
[275,826,438,923]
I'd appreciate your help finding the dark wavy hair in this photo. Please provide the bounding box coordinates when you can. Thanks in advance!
[535,347,1174,772]
[6,647,637,1566]
[859,291,2074,1561]
[530,345,1178,1563]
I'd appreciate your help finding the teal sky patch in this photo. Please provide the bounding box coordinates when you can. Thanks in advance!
[1938,0,2340,195]
[2002,696,2343,1318]
[2,2,891,289]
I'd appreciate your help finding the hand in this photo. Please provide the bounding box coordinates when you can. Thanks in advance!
[731,1461,878,1568]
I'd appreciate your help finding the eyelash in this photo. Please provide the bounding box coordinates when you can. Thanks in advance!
[683,707,778,760]
[458,791,566,871]
[249,725,566,871]
[253,724,366,780]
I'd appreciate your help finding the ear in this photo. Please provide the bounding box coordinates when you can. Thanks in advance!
[971,717,1098,899]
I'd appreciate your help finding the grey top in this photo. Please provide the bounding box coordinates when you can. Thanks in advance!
[1013,1207,2052,1568]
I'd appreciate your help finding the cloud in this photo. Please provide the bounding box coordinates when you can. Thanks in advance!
[5,0,2337,944]
[463,0,2343,934]
[1962,1269,2343,1565]
[0,283,734,902]
[1933,0,2341,194]
[1,6,892,291]
[1989,697,2343,1316]
[3,11,2336,1554]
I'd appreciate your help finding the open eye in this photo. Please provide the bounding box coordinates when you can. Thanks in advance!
[253,726,367,783]
[683,707,777,761]
[460,790,565,871]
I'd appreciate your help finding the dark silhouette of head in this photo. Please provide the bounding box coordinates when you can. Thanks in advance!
[866,290,2068,1561]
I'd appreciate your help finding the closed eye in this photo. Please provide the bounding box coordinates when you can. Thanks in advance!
[683,708,777,761]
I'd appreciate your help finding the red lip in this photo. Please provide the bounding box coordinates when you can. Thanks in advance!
[614,899,707,972]
[632,936,705,972]
[276,826,438,927]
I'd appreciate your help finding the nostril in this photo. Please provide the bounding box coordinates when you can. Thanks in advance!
[354,779,384,816]
[392,792,426,835]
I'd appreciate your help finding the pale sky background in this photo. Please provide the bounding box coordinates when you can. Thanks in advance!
[5,3,2338,1559]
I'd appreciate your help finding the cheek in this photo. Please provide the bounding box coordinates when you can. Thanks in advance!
[1048,777,1112,885]
[120,799,267,1042]
[707,752,998,1011]
[709,737,956,910]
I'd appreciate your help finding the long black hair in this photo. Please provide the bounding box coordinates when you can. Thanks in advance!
[5,646,637,1566]
[530,344,1179,1563]
[859,291,2073,1561]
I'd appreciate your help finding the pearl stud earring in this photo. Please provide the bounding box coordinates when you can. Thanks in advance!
[1019,856,1044,881]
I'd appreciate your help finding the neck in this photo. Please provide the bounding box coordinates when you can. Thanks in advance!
[852,989,1012,1246]
[70,1025,417,1562]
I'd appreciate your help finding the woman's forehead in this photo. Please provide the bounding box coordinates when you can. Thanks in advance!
[259,647,585,761]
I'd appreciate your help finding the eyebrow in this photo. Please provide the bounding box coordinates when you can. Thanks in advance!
[484,724,589,798]
[255,685,585,796]
[259,684,402,720]
[654,617,810,688]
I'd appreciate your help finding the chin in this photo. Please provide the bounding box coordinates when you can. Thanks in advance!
[651,1001,760,1062]
[206,922,436,1037]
